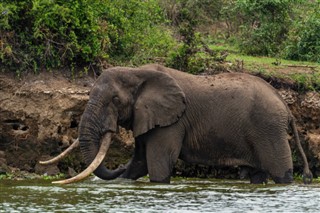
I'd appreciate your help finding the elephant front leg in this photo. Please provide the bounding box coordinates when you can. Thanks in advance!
[120,139,148,180]
[240,166,269,184]
[145,127,183,183]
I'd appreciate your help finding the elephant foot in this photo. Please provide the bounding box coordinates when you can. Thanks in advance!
[239,166,268,184]
[150,177,170,184]
[249,170,268,184]
[119,160,148,180]
[272,169,293,184]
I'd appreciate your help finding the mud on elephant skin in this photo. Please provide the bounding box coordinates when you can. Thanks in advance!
[47,64,312,184]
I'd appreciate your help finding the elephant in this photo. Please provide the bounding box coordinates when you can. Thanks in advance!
[52,64,312,184]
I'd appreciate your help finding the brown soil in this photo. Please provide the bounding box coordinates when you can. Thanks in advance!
[0,69,319,179]
[0,71,134,178]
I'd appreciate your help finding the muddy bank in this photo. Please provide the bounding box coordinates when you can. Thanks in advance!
[0,71,133,178]
[0,70,319,179]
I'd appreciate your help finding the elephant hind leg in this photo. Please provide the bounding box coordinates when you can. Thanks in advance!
[251,131,293,184]
[258,144,293,184]
[258,154,293,184]
[260,147,293,184]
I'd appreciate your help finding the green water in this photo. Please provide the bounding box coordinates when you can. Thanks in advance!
[1,178,320,212]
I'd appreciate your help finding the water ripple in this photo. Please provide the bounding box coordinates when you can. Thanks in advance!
[1,179,320,212]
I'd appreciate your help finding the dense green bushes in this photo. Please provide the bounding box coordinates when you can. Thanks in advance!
[0,0,175,74]
[220,0,319,62]
[284,5,320,63]
[164,0,319,73]
[1,0,105,73]
[0,0,318,74]
[227,0,293,56]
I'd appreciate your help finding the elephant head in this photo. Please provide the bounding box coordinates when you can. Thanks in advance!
[53,67,186,184]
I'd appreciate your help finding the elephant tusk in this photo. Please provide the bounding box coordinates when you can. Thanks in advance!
[39,138,80,165]
[52,132,112,184]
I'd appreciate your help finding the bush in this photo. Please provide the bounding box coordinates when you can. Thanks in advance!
[164,0,201,72]
[0,0,176,74]
[0,0,106,73]
[104,0,176,65]
[222,0,296,56]
[284,5,320,63]
[128,26,177,65]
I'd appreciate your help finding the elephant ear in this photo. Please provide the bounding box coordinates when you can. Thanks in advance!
[133,69,186,137]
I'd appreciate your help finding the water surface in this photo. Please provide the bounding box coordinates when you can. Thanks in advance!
[1,178,320,212]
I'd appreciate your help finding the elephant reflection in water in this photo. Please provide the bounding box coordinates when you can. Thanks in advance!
[41,64,312,184]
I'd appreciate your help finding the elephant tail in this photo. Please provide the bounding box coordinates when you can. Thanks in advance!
[290,118,313,184]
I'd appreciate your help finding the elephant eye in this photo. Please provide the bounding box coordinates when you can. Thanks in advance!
[112,96,121,106]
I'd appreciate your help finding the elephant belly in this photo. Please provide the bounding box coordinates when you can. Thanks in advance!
[179,135,253,167]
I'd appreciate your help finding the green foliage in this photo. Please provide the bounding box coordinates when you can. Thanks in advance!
[0,0,175,74]
[164,0,202,71]
[284,3,320,63]
[103,0,173,59]
[104,0,176,65]
[239,22,287,56]
[160,0,224,27]
[0,173,12,180]
[129,26,177,65]
[224,0,296,56]
[0,0,107,73]
[1,0,318,75]
[220,0,319,61]
[289,71,320,91]
[164,0,237,74]
[187,51,223,74]
[41,173,65,180]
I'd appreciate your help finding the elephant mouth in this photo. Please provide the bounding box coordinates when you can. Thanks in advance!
[51,132,114,184]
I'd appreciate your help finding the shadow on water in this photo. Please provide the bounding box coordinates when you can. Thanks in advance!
[1,178,320,212]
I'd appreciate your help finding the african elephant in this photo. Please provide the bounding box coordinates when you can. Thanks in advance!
[53,64,312,184]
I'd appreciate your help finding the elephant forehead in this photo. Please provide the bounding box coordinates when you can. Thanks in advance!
[101,69,140,87]
[90,83,115,100]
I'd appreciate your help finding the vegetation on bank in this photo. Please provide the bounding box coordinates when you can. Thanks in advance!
[0,0,319,90]
[0,172,65,181]
[2,171,320,184]
[211,42,320,91]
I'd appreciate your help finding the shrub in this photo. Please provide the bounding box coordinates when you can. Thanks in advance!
[164,0,229,73]
[222,0,297,56]
[164,0,201,71]
[284,5,320,63]
[1,0,106,73]
[104,0,176,65]
[31,0,110,69]
[0,0,176,74]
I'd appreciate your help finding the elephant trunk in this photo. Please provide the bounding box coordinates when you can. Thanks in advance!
[78,106,125,180]
[52,104,125,184]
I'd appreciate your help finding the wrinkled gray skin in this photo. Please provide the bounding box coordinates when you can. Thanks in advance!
[79,64,312,184]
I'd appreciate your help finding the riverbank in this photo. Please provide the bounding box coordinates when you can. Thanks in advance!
[0,64,319,181]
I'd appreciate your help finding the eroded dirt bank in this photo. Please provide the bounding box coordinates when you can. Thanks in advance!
[0,71,319,179]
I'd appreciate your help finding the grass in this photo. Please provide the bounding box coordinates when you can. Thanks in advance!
[0,172,66,181]
[209,44,320,91]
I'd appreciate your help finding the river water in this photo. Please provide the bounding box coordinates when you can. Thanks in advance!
[1,177,320,212]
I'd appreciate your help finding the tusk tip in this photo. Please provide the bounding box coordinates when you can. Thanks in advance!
[39,160,53,165]
[39,161,46,165]
[52,180,67,184]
